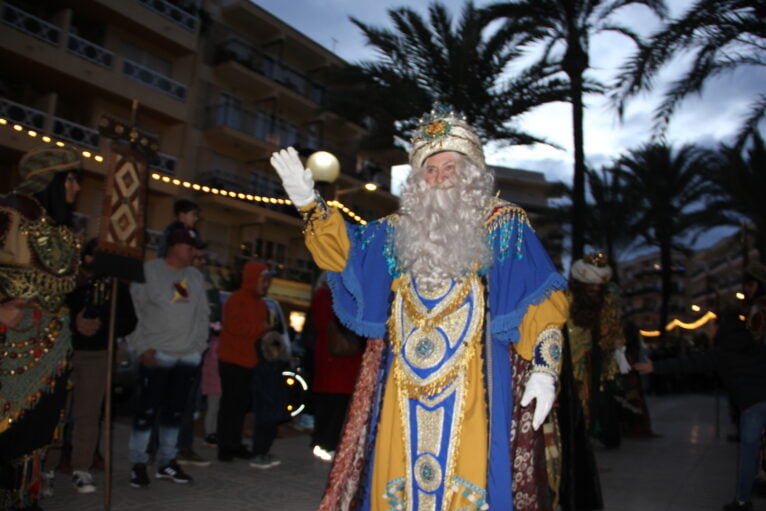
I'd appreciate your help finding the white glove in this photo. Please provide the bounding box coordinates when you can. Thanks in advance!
[269,147,315,207]
[520,372,556,431]
[614,345,631,374]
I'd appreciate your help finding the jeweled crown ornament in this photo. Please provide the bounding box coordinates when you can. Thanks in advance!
[409,104,485,169]
[583,250,609,268]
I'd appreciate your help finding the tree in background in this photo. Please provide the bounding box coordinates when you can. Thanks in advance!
[706,132,766,265]
[485,0,667,260]
[615,143,717,336]
[614,0,766,144]
[327,1,572,152]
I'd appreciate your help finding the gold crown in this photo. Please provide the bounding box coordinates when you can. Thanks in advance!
[583,250,609,268]
[409,105,485,169]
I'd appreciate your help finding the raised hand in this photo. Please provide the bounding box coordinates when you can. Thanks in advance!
[270,147,315,207]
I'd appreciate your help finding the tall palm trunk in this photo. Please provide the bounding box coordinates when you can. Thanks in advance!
[565,41,588,260]
[658,234,673,339]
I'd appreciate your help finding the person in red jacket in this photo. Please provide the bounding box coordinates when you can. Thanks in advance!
[309,272,364,461]
[216,261,274,462]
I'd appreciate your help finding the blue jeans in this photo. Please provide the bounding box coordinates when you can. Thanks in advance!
[737,400,766,502]
[129,351,201,466]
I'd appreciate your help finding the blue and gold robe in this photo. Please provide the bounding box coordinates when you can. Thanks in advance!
[306,198,568,511]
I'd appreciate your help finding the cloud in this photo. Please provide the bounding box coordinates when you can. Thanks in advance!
[256,0,763,185]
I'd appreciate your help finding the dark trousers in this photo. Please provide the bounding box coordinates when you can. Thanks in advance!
[177,362,203,450]
[311,392,351,452]
[252,421,278,456]
[217,361,252,456]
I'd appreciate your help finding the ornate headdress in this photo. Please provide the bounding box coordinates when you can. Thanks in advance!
[15,147,81,195]
[409,105,485,169]
[571,250,613,285]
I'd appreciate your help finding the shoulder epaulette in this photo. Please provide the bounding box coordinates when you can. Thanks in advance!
[484,197,529,232]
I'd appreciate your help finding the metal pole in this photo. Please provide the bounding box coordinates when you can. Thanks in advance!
[103,277,118,510]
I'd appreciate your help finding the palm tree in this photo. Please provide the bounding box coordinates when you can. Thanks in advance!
[706,132,766,264]
[544,165,641,280]
[583,165,643,280]
[614,0,766,144]
[485,0,668,260]
[615,143,717,335]
[330,1,572,150]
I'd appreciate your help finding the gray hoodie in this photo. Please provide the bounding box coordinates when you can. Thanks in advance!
[127,258,209,356]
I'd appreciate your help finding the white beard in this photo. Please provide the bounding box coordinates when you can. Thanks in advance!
[394,168,493,293]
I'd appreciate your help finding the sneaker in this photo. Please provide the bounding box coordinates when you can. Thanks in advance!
[249,454,281,469]
[312,445,335,462]
[156,460,192,483]
[203,433,217,446]
[72,470,96,494]
[176,448,211,467]
[130,463,150,488]
[723,500,753,511]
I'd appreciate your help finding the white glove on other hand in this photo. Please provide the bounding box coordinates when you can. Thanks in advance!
[614,345,631,374]
[520,372,556,431]
[270,147,315,207]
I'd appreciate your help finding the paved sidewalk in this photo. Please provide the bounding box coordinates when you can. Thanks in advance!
[43,393,756,510]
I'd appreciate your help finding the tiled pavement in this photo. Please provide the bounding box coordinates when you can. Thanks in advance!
[43,393,760,510]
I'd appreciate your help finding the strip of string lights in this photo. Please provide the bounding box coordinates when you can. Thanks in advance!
[0,118,367,225]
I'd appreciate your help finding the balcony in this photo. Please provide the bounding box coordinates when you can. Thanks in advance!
[123,59,187,101]
[1,3,189,113]
[67,33,114,68]
[53,116,100,149]
[204,104,305,153]
[201,168,246,191]
[0,97,179,171]
[1,97,101,150]
[149,152,178,175]
[214,39,325,106]
[1,3,60,46]
[137,0,198,32]
[0,98,46,131]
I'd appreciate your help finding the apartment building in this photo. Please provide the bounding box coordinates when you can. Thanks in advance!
[619,228,755,337]
[0,0,402,318]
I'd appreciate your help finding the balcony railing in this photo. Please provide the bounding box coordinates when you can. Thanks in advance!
[53,117,100,149]
[123,58,186,101]
[4,4,189,104]
[206,104,302,147]
[137,0,197,31]
[67,33,113,68]
[0,97,46,130]
[201,168,246,191]
[1,3,60,46]
[149,152,177,175]
[215,39,325,105]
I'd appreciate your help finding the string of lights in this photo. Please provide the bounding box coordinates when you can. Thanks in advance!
[0,118,367,225]
[639,310,718,337]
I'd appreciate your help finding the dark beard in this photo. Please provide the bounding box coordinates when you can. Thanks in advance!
[570,281,605,329]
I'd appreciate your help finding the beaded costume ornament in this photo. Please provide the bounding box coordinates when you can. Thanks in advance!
[409,105,485,169]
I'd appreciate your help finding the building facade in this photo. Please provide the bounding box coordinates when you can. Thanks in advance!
[0,0,401,321]
[619,228,755,338]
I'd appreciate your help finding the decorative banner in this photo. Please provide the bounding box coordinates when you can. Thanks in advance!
[94,142,148,282]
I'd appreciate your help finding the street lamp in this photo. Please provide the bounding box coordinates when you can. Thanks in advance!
[335,182,378,200]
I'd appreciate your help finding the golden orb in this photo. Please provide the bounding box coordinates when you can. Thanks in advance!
[306,151,340,183]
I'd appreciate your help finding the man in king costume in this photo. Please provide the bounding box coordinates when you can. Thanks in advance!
[271,107,569,510]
